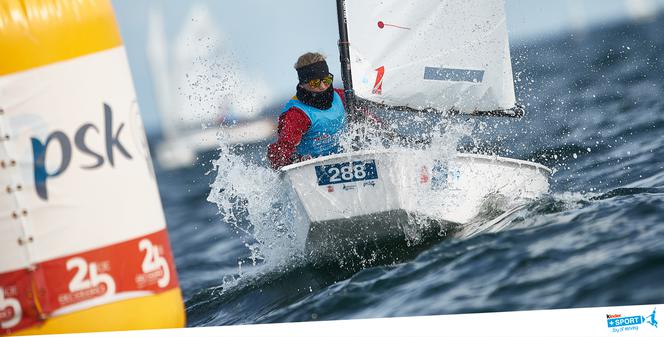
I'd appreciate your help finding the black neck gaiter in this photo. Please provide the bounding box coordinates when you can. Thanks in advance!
[296,84,334,110]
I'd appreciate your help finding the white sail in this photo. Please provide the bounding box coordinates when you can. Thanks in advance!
[345,0,516,113]
[625,0,657,22]
[172,5,270,126]
[147,3,276,169]
[148,3,273,134]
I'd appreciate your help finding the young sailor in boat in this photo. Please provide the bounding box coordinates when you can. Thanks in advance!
[267,52,378,169]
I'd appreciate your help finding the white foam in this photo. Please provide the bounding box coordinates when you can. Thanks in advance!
[207,115,480,277]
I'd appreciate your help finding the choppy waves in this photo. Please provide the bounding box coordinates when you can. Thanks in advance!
[155,15,664,326]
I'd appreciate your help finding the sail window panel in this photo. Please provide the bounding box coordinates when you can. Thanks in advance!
[423,67,485,83]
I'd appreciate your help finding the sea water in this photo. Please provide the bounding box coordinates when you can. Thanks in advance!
[154,16,664,326]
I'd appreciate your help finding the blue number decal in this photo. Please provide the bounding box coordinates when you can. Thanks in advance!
[315,160,378,185]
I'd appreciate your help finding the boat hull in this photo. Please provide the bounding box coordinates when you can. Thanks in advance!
[281,149,551,257]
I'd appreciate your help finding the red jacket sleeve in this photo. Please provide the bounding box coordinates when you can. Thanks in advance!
[267,107,311,169]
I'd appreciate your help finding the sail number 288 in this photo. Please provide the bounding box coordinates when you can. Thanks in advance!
[315,160,378,185]
[328,163,365,182]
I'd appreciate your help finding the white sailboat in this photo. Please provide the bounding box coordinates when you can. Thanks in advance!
[280,0,551,256]
[147,4,275,170]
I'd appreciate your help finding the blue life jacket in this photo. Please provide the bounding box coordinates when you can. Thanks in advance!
[284,91,346,158]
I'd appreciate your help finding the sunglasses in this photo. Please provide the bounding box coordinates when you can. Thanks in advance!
[305,74,334,88]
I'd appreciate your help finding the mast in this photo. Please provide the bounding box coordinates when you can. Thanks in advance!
[335,0,355,112]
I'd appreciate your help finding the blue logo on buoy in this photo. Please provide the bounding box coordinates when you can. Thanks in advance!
[31,103,132,200]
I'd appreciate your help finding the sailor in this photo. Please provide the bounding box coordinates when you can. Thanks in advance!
[267,52,378,169]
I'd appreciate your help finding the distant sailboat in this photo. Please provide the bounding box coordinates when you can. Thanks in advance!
[147,3,275,170]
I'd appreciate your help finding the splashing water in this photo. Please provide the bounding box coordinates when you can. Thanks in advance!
[207,141,307,270]
[179,17,664,324]
[207,114,490,275]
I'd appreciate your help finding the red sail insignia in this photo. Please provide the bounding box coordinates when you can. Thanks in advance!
[372,66,385,95]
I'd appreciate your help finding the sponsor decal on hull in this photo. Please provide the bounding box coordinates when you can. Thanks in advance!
[315,160,378,186]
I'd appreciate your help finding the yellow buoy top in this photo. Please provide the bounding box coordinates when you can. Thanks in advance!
[0,0,123,76]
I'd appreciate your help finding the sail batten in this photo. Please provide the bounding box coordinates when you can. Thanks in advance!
[344,0,518,115]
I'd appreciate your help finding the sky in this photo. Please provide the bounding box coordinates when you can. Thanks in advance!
[111,0,664,134]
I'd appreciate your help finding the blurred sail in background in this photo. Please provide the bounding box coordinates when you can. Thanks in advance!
[147,3,275,170]
[625,0,658,21]
[568,0,658,37]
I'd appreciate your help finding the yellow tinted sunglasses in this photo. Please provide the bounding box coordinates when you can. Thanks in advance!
[306,74,334,88]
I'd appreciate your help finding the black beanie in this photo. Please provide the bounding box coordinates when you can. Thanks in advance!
[296,61,330,83]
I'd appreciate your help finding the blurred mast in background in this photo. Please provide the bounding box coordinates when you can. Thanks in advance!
[146,2,275,170]
[568,1,588,38]
[147,4,176,140]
